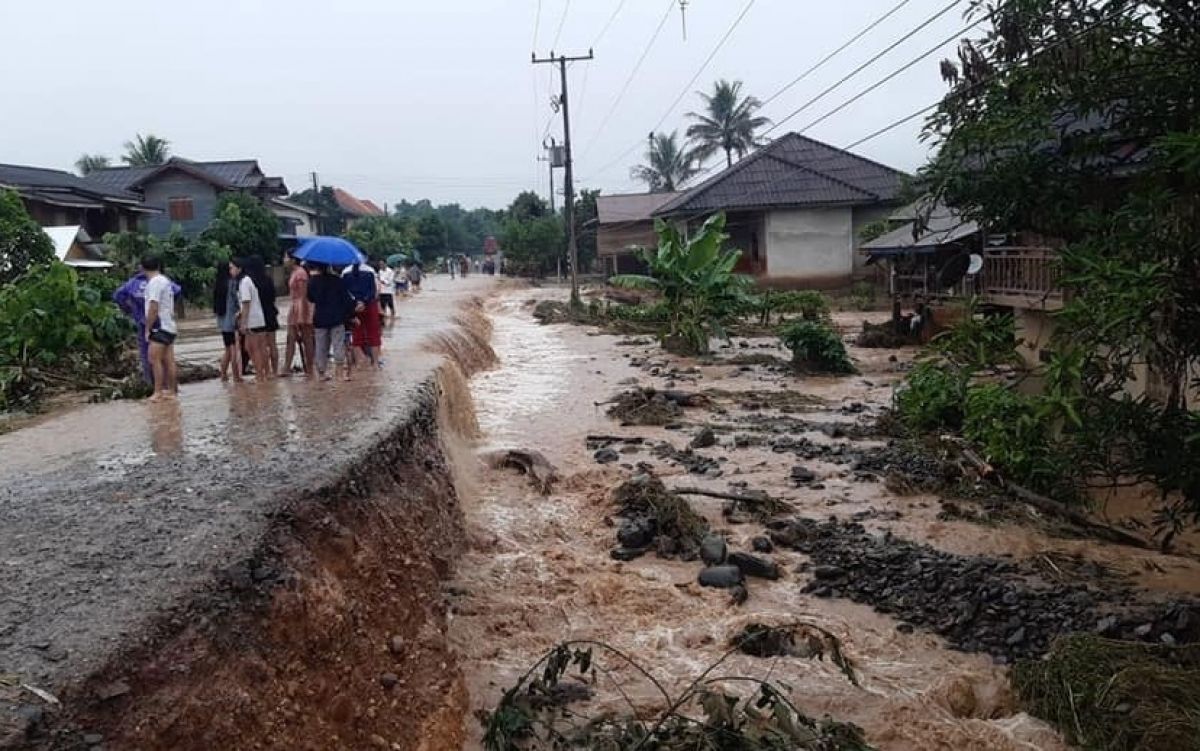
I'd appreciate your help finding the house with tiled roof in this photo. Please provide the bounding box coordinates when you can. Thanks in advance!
[84,157,289,237]
[0,163,158,238]
[652,133,908,286]
[332,188,386,226]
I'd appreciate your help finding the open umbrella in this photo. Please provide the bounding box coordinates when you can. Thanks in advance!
[294,236,367,266]
[385,253,411,268]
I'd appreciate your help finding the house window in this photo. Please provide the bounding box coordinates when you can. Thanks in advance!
[167,197,194,222]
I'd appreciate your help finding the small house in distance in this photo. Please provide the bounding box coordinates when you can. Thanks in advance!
[84,158,288,236]
[595,191,681,274]
[0,163,156,236]
[653,133,907,287]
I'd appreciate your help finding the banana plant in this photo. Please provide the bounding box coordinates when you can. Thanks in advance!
[610,212,748,355]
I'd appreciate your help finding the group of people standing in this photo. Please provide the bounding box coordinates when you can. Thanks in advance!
[113,254,423,401]
[214,255,414,383]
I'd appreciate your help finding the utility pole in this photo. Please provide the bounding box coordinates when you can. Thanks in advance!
[538,137,562,280]
[532,49,593,306]
[310,171,322,235]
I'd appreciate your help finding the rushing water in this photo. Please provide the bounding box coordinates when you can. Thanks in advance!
[450,289,1196,751]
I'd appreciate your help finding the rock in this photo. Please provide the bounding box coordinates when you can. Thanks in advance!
[610,547,647,561]
[699,535,727,566]
[594,448,620,464]
[83,734,104,745]
[896,622,915,634]
[728,551,780,580]
[617,517,657,549]
[380,672,399,690]
[389,635,404,655]
[812,565,844,581]
[790,466,816,483]
[698,565,744,589]
[1006,627,1026,646]
[751,536,774,553]
[1095,615,1118,635]
[94,681,130,702]
[689,427,717,449]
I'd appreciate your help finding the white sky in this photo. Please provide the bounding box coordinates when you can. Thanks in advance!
[0,0,972,209]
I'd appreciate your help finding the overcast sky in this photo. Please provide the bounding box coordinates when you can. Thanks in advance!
[0,0,974,209]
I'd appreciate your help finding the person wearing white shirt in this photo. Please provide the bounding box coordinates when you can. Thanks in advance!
[230,257,269,382]
[141,255,178,401]
[376,260,396,320]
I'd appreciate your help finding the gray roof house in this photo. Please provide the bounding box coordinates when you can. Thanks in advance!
[595,191,681,274]
[653,133,908,286]
[0,163,157,237]
[84,158,289,237]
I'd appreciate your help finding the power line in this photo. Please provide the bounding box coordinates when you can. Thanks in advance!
[762,0,964,137]
[581,0,676,158]
[759,0,917,110]
[585,0,757,180]
[592,0,628,48]
[532,0,543,48]
[551,0,572,51]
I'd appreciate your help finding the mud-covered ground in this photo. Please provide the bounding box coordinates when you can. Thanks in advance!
[448,287,1200,751]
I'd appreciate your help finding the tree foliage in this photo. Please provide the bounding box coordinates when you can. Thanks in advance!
[631,131,701,193]
[344,216,412,261]
[75,154,111,175]
[501,214,563,279]
[105,230,230,304]
[0,189,56,287]
[202,193,279,263]
[121,133,171,166]
[686,79,771,168]
[611,212,748,355]
[918,0,1200,529]
[574,188,599,272]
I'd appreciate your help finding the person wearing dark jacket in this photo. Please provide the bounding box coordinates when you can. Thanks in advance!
[306,262,353,381]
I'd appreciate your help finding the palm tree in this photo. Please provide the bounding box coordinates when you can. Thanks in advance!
[630,131,700,193]
[686,79,771,168]
[122,134,171,166]
[75,154,111,175]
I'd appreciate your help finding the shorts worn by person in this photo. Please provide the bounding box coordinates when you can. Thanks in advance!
[141,257,178,401]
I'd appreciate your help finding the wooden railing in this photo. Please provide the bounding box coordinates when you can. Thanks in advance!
[979,246,1064,310]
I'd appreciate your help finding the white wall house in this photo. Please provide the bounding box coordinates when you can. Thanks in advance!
[654,133,907,287]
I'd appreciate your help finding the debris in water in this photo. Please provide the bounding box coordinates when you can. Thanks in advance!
[480,449,559,494]
[732,622,858,685]
[604,387,707,426]
[612,472,708,559]
[1013,634,1200,751]
[481,640,875,751]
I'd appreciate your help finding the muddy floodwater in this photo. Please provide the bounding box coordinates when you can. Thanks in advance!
[447,286,1200,751]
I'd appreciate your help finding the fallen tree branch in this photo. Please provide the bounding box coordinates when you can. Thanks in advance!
[672,486,776,505]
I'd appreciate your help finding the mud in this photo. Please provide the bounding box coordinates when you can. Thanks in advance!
[451,290,1200,751]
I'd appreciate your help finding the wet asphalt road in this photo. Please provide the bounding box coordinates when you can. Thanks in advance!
[0,276,494,707]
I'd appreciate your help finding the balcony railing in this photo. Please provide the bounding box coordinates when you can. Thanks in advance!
[979,246,1064,310]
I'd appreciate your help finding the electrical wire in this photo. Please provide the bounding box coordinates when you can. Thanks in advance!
[581,0,676,158]
[584,0,757,181]
[761,0,964,137]
[758,0,917,110]
[592,0,628,48]
[551,0,572,51]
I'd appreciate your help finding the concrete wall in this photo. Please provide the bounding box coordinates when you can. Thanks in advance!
[763,206,853,286]
[142,173,220,236]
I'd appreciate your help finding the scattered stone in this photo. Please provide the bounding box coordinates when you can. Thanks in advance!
[593,448,620,464]
[698,565,744,589]
[689,427,717,449]
[790,465,817,484]
[82,734,104,745]
[610,547,647,562]
[617,517,657,549]
[93,681,130,702]
[699,535,727,566]
[751,536,774,553]
[380,672,399,690]
[728,551,780,580]
[389,635,405,655]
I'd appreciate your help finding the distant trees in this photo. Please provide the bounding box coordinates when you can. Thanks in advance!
[122,134,171,167]
[74,154,111,176]
[202,193,280,262]
[631,131,700,193]
[344,217,413,262]
[686,79,770,168]
[501,191,563,278]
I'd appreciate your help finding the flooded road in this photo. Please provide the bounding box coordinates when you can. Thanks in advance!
[450,287,1200,750]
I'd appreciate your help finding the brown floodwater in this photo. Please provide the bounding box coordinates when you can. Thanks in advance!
[447,289,1200,750]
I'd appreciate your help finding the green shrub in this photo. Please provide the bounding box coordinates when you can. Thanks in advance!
[849,281,876,311]
[0,262,132,409]
[931,304,1021,370]
[895,360,968,432]
[778,320,855,374]
[748,289,831,325]
[962,383,1070,497]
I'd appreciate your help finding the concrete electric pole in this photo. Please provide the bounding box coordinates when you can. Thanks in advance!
[532,49,593,306]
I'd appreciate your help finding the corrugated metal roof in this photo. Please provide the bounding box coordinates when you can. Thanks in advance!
[861,205,979,253]
[655,133,907,216]
[0,163,143,202]
[83,158,286,194]
[596,192,682,224]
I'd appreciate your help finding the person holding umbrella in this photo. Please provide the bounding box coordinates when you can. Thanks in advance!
[342,259,380,367]
[305,262,353,381]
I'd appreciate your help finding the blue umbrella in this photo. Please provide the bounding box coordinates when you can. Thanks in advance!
[293,236,368,266]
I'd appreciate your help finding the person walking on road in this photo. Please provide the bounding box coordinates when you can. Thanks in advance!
[231,257,269,382]
[343,260,381,367]
[282,253,315,377]
[212,262,242,383]
[141,256,178,401]
[113,270,180,385]
[306,262,353,381]
[407,261,423,292]
[376,259,396,320]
